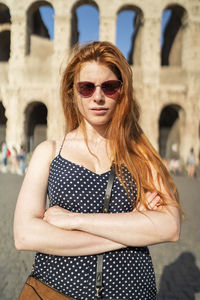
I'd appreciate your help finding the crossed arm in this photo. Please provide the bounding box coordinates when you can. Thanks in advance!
[14,141,180,257]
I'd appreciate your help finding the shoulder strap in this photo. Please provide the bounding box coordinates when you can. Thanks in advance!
[48,141,57,168]
[95,163,115,299]
[103,163,115,213]
[59,135,66,156]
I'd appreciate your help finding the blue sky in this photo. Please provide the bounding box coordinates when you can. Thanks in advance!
[40,5,171,60]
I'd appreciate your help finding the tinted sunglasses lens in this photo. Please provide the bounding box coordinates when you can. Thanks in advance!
[102,80,121,95]
[77,82,95,97]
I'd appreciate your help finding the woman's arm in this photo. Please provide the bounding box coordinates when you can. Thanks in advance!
[78,205,180,246]
[13,141,125,256]
[79,164,181,246]
[44,204,180,247]
[44,176,180,247]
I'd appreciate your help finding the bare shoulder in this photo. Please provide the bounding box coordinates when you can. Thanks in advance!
[33,140,56,155]
[30,140,59,165]
[32,132,80,163]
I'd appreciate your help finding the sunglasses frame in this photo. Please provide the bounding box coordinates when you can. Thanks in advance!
[76,80,122,98]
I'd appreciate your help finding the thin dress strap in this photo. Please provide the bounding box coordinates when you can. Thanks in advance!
[59,135,66,156]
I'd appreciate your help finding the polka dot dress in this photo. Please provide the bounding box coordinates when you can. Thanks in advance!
[34,154,157,299]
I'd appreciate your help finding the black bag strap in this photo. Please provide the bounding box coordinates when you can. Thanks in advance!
[103,163,115,213]
[94,163,115,299]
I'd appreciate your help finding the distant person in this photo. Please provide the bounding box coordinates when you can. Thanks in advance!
[1,141,8,173]
[187,147,196,178]
[17,145,26,175]
[169,158,182,176]
[10,146,19,174]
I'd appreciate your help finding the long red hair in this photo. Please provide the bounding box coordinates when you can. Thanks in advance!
[60,41,182,215]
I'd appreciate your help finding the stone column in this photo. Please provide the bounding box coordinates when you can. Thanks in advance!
[179,107,200,162]
[51,3,72,129]
[141,17,160,84]
[47,89,65,140]
[99,1,116,43]
[53,0,71,70]
[181,17,200,161]
[139,16,161,150]
[182,16,200,71]
[139,86,160,151]
[99,16,116,43]
[9,9,26,85]
[5,93,24,150]
[53,13,71,62]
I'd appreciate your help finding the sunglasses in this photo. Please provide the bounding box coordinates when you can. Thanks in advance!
[76,80,122,98]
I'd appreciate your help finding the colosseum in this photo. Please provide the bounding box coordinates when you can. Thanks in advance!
[0,0,200,163]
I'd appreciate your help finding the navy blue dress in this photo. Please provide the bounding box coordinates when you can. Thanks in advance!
[34,154,157,299]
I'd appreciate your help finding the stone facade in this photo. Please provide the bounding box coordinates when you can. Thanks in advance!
[0,0,200,162]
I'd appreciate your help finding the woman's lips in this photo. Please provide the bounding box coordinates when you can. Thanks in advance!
[91,108,108,115]
[91,107,108,110]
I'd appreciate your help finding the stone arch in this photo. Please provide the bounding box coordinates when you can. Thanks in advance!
[71,0,99,47]
[24,101,47,152]
[116,5,143,65]
[0,3,11,61]
[0,100,7,145]
[159,104,185,159]
[0,2,10,24]
[26,1,54,55]
[161,4,187,66]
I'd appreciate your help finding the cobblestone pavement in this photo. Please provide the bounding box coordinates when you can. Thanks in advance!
[0,173,200,300]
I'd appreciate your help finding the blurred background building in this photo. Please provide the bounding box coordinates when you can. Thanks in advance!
[0,0,200,162]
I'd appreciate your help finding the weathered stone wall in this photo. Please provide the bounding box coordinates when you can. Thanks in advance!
[0,0,199,162]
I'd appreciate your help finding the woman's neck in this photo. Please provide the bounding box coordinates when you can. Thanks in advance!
[79,121,108,143]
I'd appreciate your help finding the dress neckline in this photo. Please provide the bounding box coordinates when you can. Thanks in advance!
[52,154,112,176]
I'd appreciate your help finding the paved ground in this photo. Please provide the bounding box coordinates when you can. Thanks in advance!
[150,176,200,300]
[0,172,200,300]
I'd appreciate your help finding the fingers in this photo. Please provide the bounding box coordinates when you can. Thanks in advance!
[137,203,146,212]
[145,191,161,210]
[135,191,161,212]
[148,195,161,210]
[145,191,157,202]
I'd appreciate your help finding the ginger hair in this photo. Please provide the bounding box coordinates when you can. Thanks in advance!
[60,41,183,215]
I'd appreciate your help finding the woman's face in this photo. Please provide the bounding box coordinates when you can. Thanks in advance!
[75,61,120,129]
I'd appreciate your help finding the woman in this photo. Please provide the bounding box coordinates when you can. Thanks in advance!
[17,145,26,175]
[14,41,182,299]
[187,147,196,178]
[11,146,19,174]
[1,141,8,173]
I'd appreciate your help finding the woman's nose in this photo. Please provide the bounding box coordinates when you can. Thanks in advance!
[93,86,104,103]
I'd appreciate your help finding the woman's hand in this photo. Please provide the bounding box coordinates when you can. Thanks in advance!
[43,206,77,230]
[136,191,161,212]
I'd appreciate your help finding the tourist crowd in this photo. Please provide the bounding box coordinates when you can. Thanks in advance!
[0,141,200,178]
[163,147,200,178]
[0,141,26,175]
